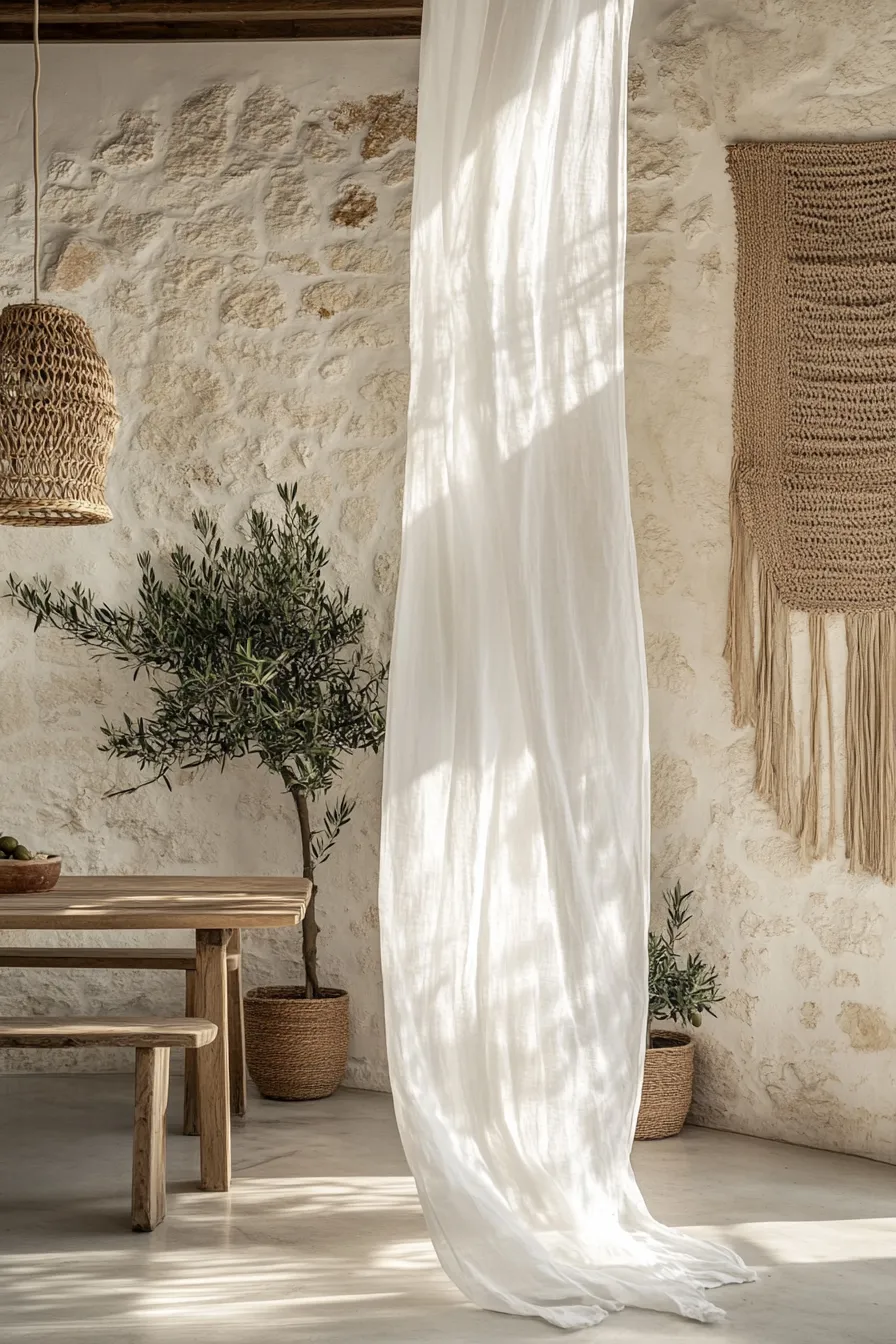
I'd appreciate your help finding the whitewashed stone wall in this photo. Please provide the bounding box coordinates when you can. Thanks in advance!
[3,16,893,1167]
[629,0,896,1162]
[0,41,418,1086]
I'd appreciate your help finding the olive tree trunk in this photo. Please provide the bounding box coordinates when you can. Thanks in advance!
[281,770,319,999]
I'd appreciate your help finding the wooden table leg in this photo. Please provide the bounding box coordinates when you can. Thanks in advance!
[194,928,231,1192]
[228,929,248,1119]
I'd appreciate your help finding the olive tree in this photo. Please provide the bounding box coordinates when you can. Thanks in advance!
[8,483,387,997]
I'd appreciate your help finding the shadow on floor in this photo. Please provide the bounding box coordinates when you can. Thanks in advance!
[0,1076,894,1344]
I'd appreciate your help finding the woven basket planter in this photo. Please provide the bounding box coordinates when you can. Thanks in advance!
[0,303,118,526]
[244,986,349,1101]
[634,1031,694,1141]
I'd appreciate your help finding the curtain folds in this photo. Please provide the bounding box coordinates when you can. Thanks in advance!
[378,0,754,1328]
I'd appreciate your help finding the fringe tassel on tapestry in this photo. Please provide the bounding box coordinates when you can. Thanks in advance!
[727,139,896,884]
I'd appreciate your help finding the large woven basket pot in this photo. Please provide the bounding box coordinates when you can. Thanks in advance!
[244,986,349,1101]
[635,1031,694,1141]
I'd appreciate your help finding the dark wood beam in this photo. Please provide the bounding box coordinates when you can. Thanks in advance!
[0,1,423,40]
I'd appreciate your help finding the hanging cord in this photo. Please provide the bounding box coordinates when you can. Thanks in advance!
[31,0,40,303]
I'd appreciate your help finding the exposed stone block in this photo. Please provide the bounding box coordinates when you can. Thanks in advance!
[153,307,202,357]
[232,254,261,277]
[175,205,255,251]
[45,239,105,292]
[331,92,417,160]
[241,388,292,426]
[101,206,164,253]
[628,63,648,102]
[46,155,82,185]
[628,188,676,233]
[268,252,321,274]
[373,551,399,595]
[391,194,412,231]
[338,446,396,487]
[158,256,228,303]
[379,282,410,310]
[341,495,378,539]
[265,164,319,238]
[165,84,234,179]
[221,280,288,329]
[625,276,672,353]
[39,184,99,226]
[837,1002,896,1052]
[298,123,348,163]
[360,369,410,412]
[345,408,399,440]
[282,391,348,432]
[237,85,297,151]
[152,180,210,211]
[210,329,315,375]
[0,183,25,220]
[108,280,150,319]
[383,149,415,185]
[222,147,265,181]
[300,280,369,318]
[97,111,158,169]
[136,409,200,461]
[330,183,378,229]
[633,513,682,594]
[645,631,696,693]
[323,242,392,273]
[319,355,351,382]
[651,752,697,826]
[628,127,691,183]
[146,363,229,415]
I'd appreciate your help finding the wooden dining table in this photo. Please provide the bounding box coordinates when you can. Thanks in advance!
[0,875,309,1192]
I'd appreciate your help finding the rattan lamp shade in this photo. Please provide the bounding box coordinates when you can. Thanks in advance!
[0,303,119,526]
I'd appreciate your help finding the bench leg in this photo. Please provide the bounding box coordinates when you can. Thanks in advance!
[228,930,247,1120]
[132,1046,170,1232]
[183,970,199,1136]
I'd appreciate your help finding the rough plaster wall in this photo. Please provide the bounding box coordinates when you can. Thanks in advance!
[628,0,896,1162]
[3,14,892,1164]
[0,42,419,1086]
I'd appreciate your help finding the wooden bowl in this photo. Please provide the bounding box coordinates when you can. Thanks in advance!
[0,855,62,895]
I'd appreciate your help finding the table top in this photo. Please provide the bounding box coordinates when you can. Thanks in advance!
[0,875,310,930]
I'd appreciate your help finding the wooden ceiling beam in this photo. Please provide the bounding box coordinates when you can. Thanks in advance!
[0,1,423,40]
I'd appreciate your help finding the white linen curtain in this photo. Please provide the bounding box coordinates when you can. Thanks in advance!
[379,0,754,1329]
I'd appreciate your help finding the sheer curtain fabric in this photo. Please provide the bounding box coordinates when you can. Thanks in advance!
[379,0,754,1328]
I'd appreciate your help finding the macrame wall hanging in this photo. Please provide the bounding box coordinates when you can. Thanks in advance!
[726,139,896,884]
[0,0,118,526]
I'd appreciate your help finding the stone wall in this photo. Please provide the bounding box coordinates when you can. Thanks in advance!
[628,0,896,1162]
[0,41,418,1085]
[3,13,894,1166]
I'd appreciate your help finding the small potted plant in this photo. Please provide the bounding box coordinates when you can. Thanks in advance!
[8,483,387,1100]
[635,880,723,1141]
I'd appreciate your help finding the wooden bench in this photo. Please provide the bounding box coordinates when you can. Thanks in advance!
[0,1016,217,1231]
[0,940,246,1134]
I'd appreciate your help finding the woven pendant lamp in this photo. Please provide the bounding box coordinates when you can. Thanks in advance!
[0,0,118,526]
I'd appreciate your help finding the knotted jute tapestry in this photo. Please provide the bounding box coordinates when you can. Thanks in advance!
[726,139,896,883]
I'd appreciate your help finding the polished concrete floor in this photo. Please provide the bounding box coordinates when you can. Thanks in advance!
[0,1077,893,1343]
